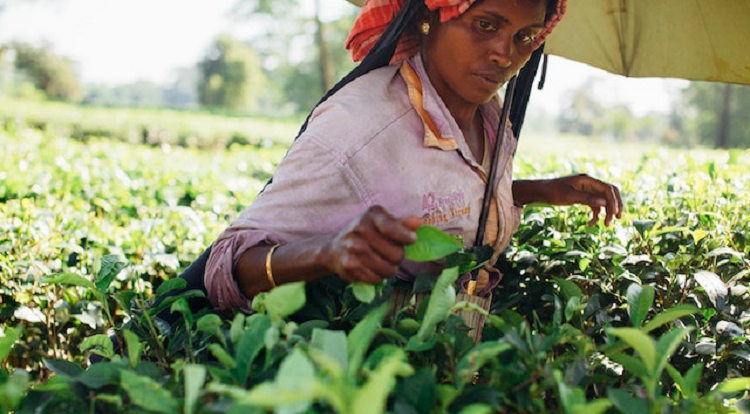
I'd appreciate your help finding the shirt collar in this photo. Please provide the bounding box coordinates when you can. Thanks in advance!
[400,54,503,153]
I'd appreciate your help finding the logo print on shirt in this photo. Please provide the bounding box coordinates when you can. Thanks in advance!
[421,190,471,225]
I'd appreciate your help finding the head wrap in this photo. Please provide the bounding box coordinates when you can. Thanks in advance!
[346,0,567,63]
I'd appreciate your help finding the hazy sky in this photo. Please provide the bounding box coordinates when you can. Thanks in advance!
[0,0,687,116]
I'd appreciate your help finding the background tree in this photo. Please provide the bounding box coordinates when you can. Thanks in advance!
[600,104,634,140]
[232,0,357,114]
[557,81,605,136]
[163,67,199,109]
[0,45,11,95]
[197,35,267,112]
[11,41,82,102]
[681,82,750,149]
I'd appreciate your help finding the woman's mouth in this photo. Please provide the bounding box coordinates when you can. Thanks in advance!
[473,73,503,88]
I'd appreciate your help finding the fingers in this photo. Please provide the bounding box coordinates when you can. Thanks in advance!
[336,239,398,284]
[612,185,624,219]
[568,174,623,227]
[599,180,623,227]
[402,216,422,231]
[330,206,419,284]
[370,206,418,245]
[588,205,601,227]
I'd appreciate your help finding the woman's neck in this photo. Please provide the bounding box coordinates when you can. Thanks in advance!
[461,110,485,162]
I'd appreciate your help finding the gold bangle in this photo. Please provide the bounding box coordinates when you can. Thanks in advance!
[265,244,280,289]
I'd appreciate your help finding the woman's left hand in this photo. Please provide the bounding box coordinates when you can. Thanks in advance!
[541,174,623,226]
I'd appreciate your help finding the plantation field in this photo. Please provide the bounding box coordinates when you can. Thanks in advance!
[1,114,750,413]
[0,98,302,149]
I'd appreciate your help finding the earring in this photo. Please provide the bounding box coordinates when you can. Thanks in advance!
[421,22,430,36]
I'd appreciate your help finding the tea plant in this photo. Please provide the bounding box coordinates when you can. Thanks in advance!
[2,118,750,413]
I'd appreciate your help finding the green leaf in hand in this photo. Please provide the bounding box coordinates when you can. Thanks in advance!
[405,226,463,262]
[352,282,376,303]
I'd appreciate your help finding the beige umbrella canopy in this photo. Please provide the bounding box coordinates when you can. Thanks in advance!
[545,0,750,85]
[342,0,750,85]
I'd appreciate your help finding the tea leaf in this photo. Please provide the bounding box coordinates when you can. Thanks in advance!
[666,362,703,399]
[553,277,582,301]
[76,362,120,389]
[456,342,512,389]
[394,367,436,414]
[184,364,206,414]
[654,328,690,378]
[196,314,223,335]
[642,305,699,333]
[123,329,145,368]
[608,328,656,373]
[693,270,728,310]
[627,284,654,328]
[170,298,194,327]
[353,349,414,414]
[352,282,376,303]
[0,326,22,363]
[607,389,648,414]
[632,220,657,237]
[265,282,306,322]
[156,278,188,297]
[608,354,649,382]
[576,399,612,414]
[456,404,493,414]
[80,334,115,359]
[311,328,348,373]
[241,384,319,411]
[96,255,127,292]
[147,290,206,317]
[229,313,245,347]
[208,344,237,370]
[417,267,459,342]
[405,226,462,262]
[275,349,317,414]
[348,304,387,376]
[0,369,29,412]
[232,313,272,383]
[120,370,179,414]
[716,377,750,394]
[41,272,96,290]
[691,229,709,244]
[43,359,84,378]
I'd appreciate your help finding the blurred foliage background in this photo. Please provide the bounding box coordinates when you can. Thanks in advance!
[0,0,749,149]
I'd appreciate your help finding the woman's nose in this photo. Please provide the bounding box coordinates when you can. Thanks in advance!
[489,35,514,68]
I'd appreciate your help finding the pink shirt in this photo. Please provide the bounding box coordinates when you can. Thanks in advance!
[205,55,522,312]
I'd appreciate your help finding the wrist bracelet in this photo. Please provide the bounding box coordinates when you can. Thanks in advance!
[265,244,280,289]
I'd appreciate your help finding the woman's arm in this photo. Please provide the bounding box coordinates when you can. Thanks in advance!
[512,174,623,226]
[234,206,421,298]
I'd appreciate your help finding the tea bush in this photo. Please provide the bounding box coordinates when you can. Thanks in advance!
[1,121,750,413]
[0,98,300,149]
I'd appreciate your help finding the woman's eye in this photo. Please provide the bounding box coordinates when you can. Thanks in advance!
[477,20,497,32]
[516,31,535,44]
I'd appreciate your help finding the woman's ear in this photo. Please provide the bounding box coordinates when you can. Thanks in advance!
[416,8,431,35]
[417,9,438,37]
[420,21,431,36]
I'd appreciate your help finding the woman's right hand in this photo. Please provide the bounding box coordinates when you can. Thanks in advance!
[324,206,421,284]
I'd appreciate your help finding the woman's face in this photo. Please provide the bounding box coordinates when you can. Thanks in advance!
[422,0,547,110]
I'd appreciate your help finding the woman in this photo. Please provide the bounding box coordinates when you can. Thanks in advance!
[204,0,622,313]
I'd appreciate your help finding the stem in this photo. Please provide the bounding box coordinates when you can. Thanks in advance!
[136,295,170,369]
[184,317,194,364]
[45,289,58,358]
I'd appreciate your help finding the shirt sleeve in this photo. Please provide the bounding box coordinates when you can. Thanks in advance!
[204,132,372,312]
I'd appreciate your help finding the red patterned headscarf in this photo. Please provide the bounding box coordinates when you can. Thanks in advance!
[345,0,567,63]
